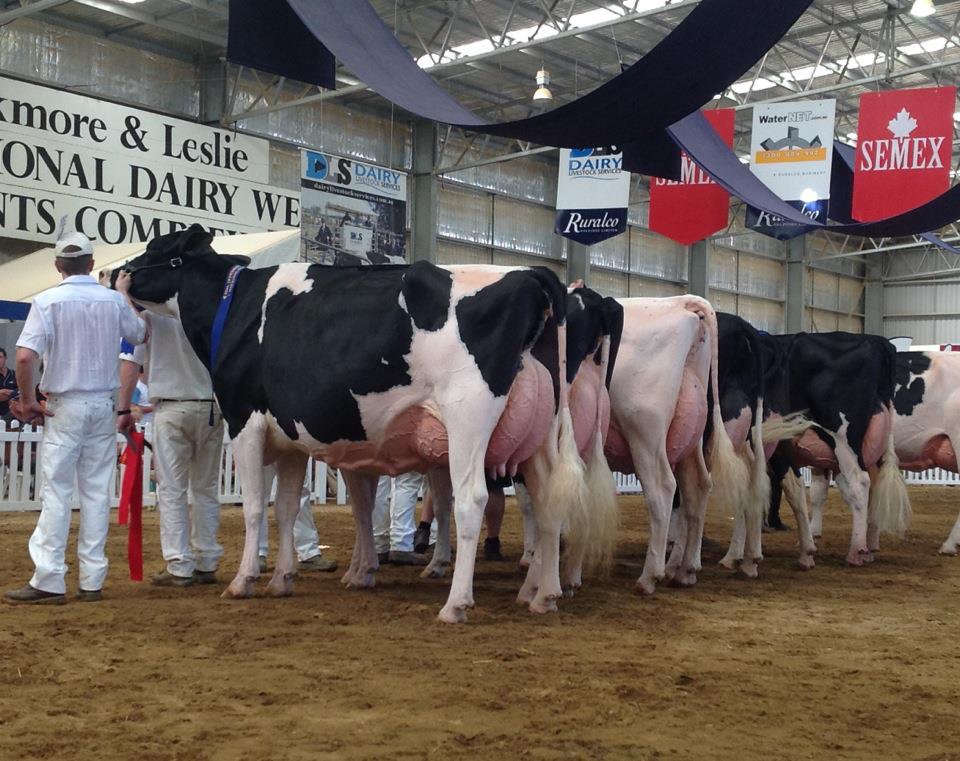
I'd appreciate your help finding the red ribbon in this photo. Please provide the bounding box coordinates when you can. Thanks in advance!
[118,431,144,581]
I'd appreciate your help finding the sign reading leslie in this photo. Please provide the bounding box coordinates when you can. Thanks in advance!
[648,109,734,245]
[0,77,299,245]
[852,86,955,221]
[747,98,836,240]
[555,147,630,246]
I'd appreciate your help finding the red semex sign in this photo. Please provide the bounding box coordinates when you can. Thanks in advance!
[649,108,735,245]
[852,86,956,221]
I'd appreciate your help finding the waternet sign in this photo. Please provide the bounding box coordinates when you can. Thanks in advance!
[0,76,299,245]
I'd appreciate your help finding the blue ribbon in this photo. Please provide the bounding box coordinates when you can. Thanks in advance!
[209,265,245,370]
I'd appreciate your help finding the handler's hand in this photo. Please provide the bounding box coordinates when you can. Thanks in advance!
[11,398,49,424]
[115,270,133,296]
[117,412,134,436]
[0,389,13,402]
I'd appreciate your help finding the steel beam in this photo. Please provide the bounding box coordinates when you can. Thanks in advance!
[0,0,70,25]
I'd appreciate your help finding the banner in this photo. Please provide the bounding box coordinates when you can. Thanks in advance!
[648,109,734,244]
[746,98,836,239]
[300,150,407,265]
[852,86,955,221]
[555,147,630,246]
[0,77,299,246]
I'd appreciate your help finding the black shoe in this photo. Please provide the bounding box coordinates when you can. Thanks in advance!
[151,570,195,587]
[377,551,389,565]
[77,589,102,602]
[193,570,218,585]
[387,550,429,566]
[413,521,432,554]
[3,584,66,606]
[484,537,504,562]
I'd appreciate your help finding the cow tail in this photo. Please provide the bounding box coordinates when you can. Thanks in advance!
[570,333,619,577]
[699,303,751,522]
[870,409,912,537]
[543,321,588,554]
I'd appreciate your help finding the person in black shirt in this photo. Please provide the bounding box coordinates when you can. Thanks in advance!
[0,347,17,422]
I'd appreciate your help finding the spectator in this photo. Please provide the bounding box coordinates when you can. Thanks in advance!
[374,473,426,565]
[4,231,146,605]
[130,366,153,426]
[0,348,17,423]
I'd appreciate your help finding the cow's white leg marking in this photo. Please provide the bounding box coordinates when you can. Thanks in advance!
[808,468,828,539]
[340,472,379,589]
[421,470,453,579]
[266,451,308,597]
[223,414,267,599]
[634,448,676,595]
[782,469,816,569]
[941,511,960,556]
[831,422,872,566]
[516,480,538,572]
[520,455,562,614]
[671,449,711,587]
[720,513,746,571]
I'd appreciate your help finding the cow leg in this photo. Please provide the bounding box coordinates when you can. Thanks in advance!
[670,450,711,587]
[516,480,538,571]
[865,465,881,560]
[223,417,267,599]
[719,514,746,571]
[832,441,872,566]
[941,510,960,556]
[340,472,379,589]
[809,468,829,539]
[635,452,676,595]
[266,451,309,597]
[421,470,452,579]
[781,469,817,569]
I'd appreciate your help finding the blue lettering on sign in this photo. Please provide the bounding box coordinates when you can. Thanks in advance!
[306,151,328,181]
[570,147,595,158]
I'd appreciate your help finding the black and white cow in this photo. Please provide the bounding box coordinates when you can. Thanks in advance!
[120,225,596,623]
[749,332,910,568]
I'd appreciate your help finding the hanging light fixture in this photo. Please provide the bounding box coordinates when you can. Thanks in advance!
[910,0,936,18]
[533,68,553,102]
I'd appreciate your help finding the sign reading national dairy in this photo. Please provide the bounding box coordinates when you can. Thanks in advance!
[0,76,300,246]
[852,86,955,221]
[649,109,734,245]
[300,150,407,265]
[746,98,836,240]
[555,147,630,246]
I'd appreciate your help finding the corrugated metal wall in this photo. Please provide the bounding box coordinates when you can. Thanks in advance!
[884,282,960,344]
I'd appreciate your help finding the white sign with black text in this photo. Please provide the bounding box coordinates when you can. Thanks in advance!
[0,76,299,245]
[555,147,630,246]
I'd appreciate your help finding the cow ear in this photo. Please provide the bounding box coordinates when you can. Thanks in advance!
[178,224,214,257]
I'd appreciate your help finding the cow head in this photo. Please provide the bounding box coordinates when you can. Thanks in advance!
[113,224,249,317]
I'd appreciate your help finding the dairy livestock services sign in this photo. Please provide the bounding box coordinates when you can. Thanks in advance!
[0,77,299,245]
[555,147,630,246]
[746,99,836,240]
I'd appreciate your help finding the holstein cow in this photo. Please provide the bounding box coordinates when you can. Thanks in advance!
[120,225,590,623]
[806,350,956,555]
[509,286,622,600]
[603,296,751,593]
[746,332,910,568]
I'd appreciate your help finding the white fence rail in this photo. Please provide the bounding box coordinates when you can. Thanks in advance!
[0,422,347,513]
[2,421,957,512]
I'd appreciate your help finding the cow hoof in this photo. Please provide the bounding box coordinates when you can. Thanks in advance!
[529,596,559,614]
[845,551,867,566]
[813,532,823,540]
[861,551,876,564]
[739,560,759,579]
[797,555,815,571]
[562,585,579,599]
[516,584,537,605]
[438,605,468,624]
[265,572,295,597]
[341,571,376,589]
[221,576,257,599]
[635,577,657,596]
[718,555,740,571]
[671,569,697,587]
[939,543,958,556]
[420,560,450,579]
[803,543,818,556]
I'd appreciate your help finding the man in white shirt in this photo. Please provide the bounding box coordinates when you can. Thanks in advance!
[3,232,146,605]
[117,312,224,587]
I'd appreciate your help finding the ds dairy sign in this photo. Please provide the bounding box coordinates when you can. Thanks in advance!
[0,76,299,245]
[555,147,630,246]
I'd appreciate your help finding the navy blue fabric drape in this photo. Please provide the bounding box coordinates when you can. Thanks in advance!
[275,0,811,148]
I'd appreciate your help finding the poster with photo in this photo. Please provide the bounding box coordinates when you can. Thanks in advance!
[300,150,407,265]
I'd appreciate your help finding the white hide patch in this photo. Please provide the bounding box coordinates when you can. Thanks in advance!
[258,264,315,343]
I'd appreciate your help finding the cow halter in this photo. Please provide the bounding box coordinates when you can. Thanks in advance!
[209,265,245,369]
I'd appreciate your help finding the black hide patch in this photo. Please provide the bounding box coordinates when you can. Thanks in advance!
[601,297,624,389]
[456,270,558,398]
[401,262,452,331]
[893,351,931,416]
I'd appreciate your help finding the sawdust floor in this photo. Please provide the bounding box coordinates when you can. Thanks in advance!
[1,487,959,761]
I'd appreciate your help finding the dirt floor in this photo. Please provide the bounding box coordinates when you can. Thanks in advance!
[1,487,959,761]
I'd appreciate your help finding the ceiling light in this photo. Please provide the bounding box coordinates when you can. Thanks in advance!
[533,68,553,102]
[910,0,936,18]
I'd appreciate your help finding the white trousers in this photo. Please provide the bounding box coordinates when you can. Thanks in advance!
[373,472,423,553]
[257,464,321,562]
[29,392,116,594]
[153,400,224,576]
